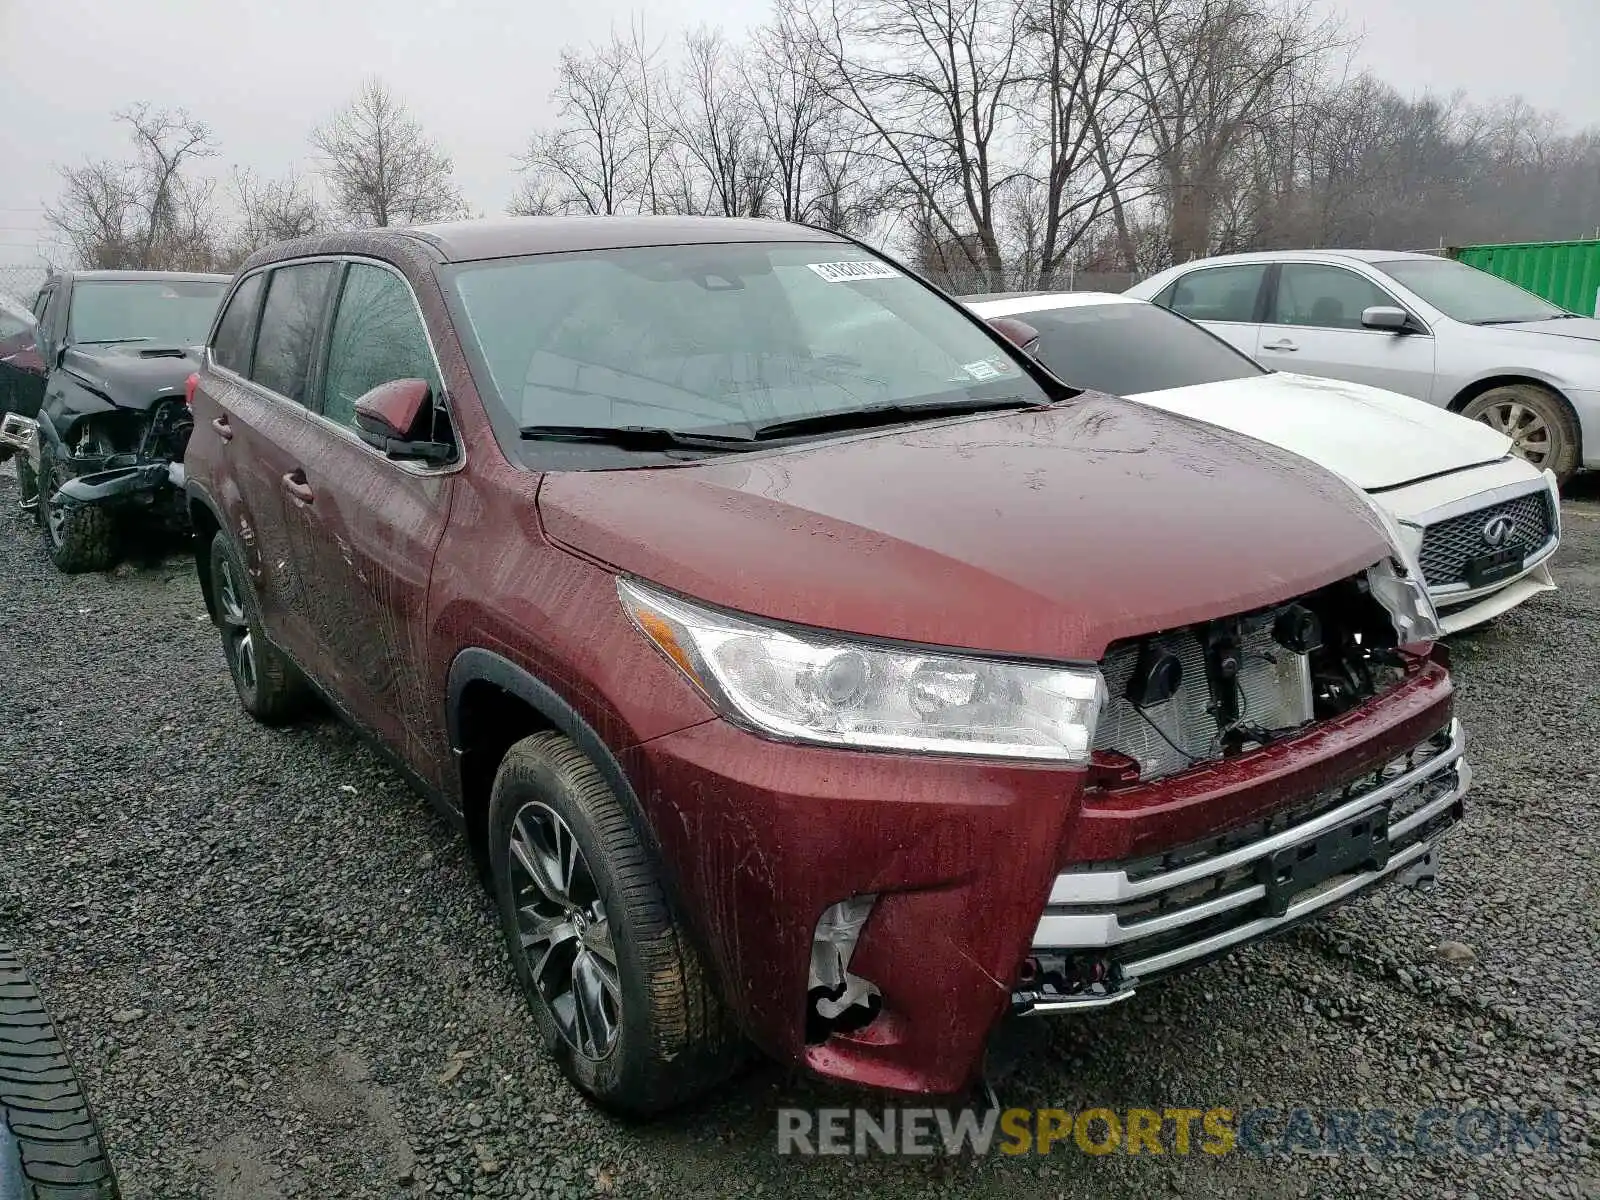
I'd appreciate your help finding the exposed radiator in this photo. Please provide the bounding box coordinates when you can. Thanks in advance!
[1094,624,1313,780]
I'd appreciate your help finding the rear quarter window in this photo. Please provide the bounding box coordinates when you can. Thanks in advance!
[211,273,265,375]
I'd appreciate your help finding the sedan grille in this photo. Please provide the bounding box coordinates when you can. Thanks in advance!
[1416,491,1553,587]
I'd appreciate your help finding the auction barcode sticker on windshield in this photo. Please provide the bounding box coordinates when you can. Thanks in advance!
[807,261,900,283]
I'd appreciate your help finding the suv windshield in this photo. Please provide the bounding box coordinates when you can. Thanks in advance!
[68,279,226,346]
[449,242,1045,448]
[1376,258,1568,325]
[1005,300,1264,395]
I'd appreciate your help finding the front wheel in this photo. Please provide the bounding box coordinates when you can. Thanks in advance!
[1460,384,1581,485]
[36,443,117,573]
[489,732,741,1116]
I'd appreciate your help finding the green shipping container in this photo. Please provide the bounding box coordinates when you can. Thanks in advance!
[1448,238,1600,316]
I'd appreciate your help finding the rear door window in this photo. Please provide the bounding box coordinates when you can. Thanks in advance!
[250,263,337,405]
[1158,265,1268,324]
[320,264,441,428]
[211,273,265,376]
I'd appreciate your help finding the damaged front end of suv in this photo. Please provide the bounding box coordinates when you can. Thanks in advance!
[19,271,227,573]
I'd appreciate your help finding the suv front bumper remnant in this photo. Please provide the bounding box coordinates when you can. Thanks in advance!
[1019,719,1467,1012]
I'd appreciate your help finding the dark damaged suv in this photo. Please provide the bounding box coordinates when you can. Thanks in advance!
[184,218,1468,1114]
[16,270,227,572]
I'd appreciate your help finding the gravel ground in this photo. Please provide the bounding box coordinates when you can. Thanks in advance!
[0,462,1596,1200]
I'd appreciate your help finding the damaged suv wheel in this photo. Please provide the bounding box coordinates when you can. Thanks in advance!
[208,533,312,724]
[36,444,116,574]
[488,732,742,1116]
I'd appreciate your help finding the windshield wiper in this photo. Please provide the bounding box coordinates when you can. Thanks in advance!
[518,424,755,452]
[747,396,1046,441]
[73,337,154,345]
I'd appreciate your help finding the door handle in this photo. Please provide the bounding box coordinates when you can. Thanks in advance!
[1261,339,1298,352]
[211,416,234,441]
[282,470,315,506]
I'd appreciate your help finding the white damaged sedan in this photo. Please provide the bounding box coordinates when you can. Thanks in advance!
[967,291,1560,634]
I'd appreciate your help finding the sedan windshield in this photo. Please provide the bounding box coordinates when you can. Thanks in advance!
[1001,300,1264,395]
[68,279,226,346]
[449,242,1046,449]
[1376,258,1568,324]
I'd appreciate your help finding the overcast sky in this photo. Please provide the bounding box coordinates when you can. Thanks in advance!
[2,0,1598,268]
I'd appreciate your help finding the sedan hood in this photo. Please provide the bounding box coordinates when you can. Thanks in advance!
[60,342,201,411]
[1494,316,1600,343]
[1128,372,1511,491]
[538,396,1392,661]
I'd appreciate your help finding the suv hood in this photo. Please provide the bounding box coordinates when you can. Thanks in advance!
[60,342,200,411]
[538,395,1393,660]
[1130,372,1511,491]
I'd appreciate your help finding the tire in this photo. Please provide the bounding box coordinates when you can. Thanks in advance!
[1460,384,1581,485]
[0,945,121,1199]
[208,532,312,725]
[488,732,741,1116]
[35,443,117,574]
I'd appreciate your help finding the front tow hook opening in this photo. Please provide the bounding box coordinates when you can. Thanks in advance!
[805,894,885,1044]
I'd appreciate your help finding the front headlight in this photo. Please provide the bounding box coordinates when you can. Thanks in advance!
[620,578,1105,761]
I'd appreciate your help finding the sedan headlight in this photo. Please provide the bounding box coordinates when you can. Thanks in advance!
[1366,557,1442,645]
[619,579,1105,761]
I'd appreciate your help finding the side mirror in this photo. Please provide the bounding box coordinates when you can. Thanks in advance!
[987,316,1041,354]
[1361,305,1412,333]
[353,378,453,462]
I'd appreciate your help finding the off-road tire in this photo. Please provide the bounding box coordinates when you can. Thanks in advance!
[489,732,742,1116]
[208,532,313,725]
[35,444,117,574]
[1460,383,1581,486]
[0,945,121,1199]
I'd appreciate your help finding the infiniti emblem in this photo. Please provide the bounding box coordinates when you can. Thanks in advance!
[1481,515,1517,548]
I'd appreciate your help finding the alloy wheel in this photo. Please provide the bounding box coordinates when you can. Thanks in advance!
[216,557,257,695]
[507,801,622,1061]
[1477,401,1552,467]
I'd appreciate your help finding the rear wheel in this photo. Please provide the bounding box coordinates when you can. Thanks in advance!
[36,443,116,573]
[208,532,312,724]
[1460,384,1580,485]
[489,732,741,1115]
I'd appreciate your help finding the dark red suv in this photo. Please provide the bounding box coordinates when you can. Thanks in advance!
[184,217,1468,1114]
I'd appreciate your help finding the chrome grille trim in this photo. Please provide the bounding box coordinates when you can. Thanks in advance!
[1417,491,1554,587]
[1020,720,1468,1012]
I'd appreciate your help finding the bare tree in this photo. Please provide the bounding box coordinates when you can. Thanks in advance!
[514,40,643,215]
[789,0,1030,287]
[222,167,322,265]
[668,29,775,216]
[1127,0,1341,261]
[312,80,465,227]
[45,105,221,270]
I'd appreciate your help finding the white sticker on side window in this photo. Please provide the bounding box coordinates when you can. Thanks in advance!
[807,261,900,283]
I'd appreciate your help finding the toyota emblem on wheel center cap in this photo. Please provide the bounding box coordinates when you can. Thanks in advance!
[1481,515,1517,548]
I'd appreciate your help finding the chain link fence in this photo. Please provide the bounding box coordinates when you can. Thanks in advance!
[0,265,49,306]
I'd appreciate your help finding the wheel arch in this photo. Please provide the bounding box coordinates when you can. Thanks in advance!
[445,649,659,884]
[1447,374,1582,466]
[186,483,226,624]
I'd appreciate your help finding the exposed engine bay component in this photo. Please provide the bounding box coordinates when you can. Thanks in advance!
[805,894,882,1042]
[1095,568,1420,781]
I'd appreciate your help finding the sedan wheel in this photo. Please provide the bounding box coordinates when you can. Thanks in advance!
[507,801,623,1061]
[1461,384,1580,485]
